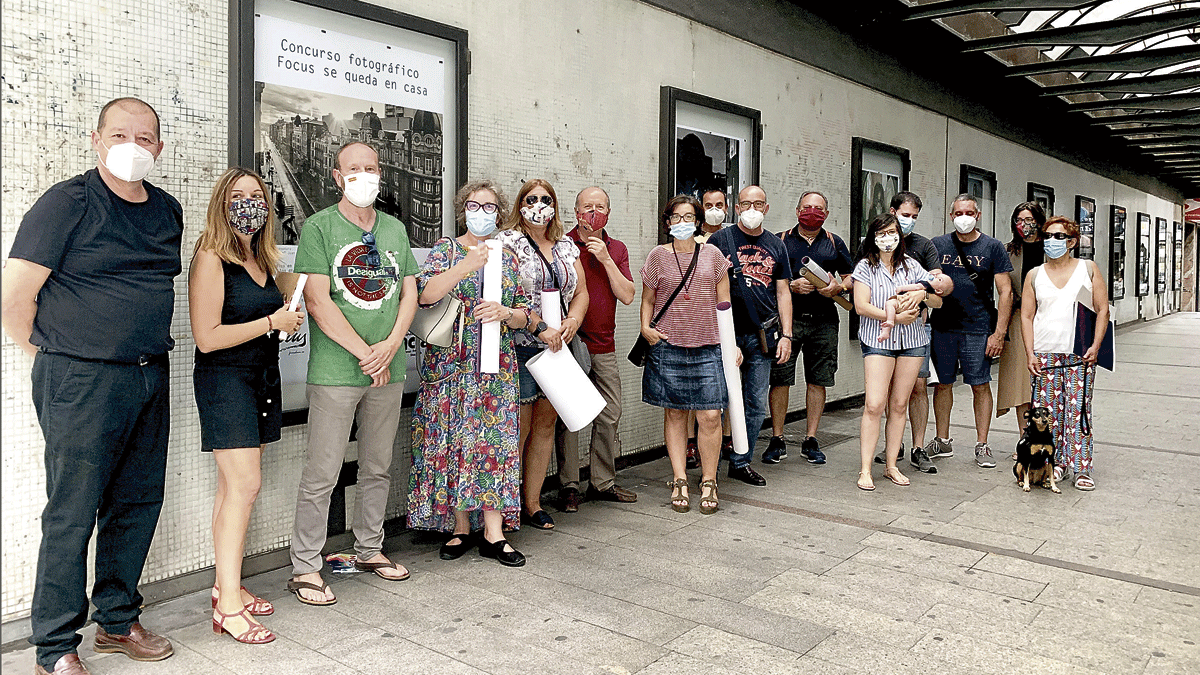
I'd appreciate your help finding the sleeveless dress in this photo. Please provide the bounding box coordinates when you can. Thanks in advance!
[193,261,283,451]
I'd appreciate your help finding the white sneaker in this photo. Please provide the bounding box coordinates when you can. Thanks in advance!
[975,442,996,468]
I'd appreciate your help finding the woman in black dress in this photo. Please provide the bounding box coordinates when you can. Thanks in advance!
[189,168,304,644]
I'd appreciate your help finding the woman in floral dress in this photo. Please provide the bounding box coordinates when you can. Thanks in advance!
[408,180,532,567]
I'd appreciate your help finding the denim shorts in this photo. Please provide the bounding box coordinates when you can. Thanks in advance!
[930,330,991,385]
[515,342,544,404]
[918,322,933,379]
[642,341,728,410]
[860,341,928,359]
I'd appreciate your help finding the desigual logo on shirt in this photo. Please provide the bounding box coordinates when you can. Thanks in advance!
[332,241,399,310]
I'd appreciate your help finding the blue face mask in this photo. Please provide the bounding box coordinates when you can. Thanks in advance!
[897,215,916,236]
[1044,238,1069,259]
[670,221,697,240]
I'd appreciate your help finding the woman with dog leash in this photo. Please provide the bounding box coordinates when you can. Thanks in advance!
[1020,216,1108,491]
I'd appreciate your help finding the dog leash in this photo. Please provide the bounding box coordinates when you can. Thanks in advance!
[1035,358,1095,436]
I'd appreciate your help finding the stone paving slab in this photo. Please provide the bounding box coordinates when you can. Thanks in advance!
[4,313,1199,675]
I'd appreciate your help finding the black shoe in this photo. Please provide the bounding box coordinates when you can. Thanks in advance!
[439,532,476,560]
[799,437,826,464]
[479,537,526,567]
[559,487,582,513]
[728,464,766,486]
[762,436,787,464]
[720,436,733,461]
[685,439,699,470]
[909,447,938,474]
[521,510,555,529]
[875,443,904,466]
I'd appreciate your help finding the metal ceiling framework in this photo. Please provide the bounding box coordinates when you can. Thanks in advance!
[901,0,1200,190]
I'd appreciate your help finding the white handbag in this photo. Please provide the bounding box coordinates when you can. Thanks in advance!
[409,295,462,347]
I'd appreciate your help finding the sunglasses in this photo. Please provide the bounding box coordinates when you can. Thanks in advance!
[464,200,499,214]
[1043,232,1073,240]
[361,231,381,267]
[524,195,554,206]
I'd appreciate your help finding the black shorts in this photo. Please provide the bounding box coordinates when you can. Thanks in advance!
[770,317,839,388]
[194,364,282,451]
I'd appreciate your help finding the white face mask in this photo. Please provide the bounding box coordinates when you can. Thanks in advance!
[520,202,555,225]
[953,214,977,234]
[465,210,497,238]
[704,207,726,227]
[340,172,380,208]
[875,232,900,252]
[739,208,764,230]
[897,215,916,236]
[101,141,156,182]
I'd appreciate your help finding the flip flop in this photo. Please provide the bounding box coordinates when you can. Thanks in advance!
[857,472,876,491]
[354,558,411,581]
[885,469,911,487]
[287,579,336,606]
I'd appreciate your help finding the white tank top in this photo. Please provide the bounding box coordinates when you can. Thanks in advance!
[1032,260,1091,354]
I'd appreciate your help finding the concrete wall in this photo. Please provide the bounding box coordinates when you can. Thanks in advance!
[0,0,1187,622]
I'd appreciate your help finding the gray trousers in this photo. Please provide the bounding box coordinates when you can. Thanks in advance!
[290,382,404,575]
[556,351,621,491]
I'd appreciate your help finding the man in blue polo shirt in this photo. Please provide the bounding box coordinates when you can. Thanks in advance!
[3,97,180,675]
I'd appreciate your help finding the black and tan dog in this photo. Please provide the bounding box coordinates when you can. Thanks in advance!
[1013,406,1060,493]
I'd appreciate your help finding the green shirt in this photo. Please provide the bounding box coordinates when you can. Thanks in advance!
[294,205,419,386]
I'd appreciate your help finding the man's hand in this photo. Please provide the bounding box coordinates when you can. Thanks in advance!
[985,332,1004,357]
[1082,345,1099,365]
[369,368,391,388]
[775,337,792,364]
[817,280,843,298]
[585,238,611,264]
[359,337,402,378]
[789,277,815,295]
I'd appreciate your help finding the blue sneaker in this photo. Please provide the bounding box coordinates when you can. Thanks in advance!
[762,436,787,464]
[800,436,826,464]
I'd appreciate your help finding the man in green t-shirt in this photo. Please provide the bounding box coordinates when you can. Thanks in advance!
[288,141,419,605]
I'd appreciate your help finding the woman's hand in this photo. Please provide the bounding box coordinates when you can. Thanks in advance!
[560,316,581,343]
[270,305,306,335]
[1082,345,1099,365]
[473,300,507,323]
[641,326,668,346]
[1027,354,1043,378]
[893,307,920,326]
[460,244,489,273]
[538,326,564,352]
[895,290,924,313]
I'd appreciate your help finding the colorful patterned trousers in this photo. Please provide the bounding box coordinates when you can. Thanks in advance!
[1031,352,1096,476]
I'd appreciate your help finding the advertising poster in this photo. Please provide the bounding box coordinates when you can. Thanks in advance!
[1075,195,1095,260]
[1174,221,1184,292]
[1156,217,1169,294]
[1137,213,1151,298]
[1109,206,1126,300]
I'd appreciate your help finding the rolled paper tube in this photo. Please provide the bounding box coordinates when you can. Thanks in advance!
[526,346,605,432]
[716,301,749,458]
[800,257,854,311]
[280,273,308,340]
[480,240,502,373]
[540,289,562,328]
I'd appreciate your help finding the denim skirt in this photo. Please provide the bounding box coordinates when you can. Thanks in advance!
[642,341,728,410]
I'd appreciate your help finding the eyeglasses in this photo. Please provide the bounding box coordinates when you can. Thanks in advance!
[1043,232,1072,240]
[524,195,554,206]
[738,200,767,209]
[361,231,381,267]
[1015,217,1038,226]
[464,200,499,214]
[668,213,697,223]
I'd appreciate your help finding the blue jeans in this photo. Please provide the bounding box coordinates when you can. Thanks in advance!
[733,332,771,468]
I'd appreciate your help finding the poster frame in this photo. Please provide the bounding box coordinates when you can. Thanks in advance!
[1027,182,1055,217]
[1074,195,1096,260]
[1156,217,1169,294]
[1174,221,1184,292]
[1109,205,1126,300]
[1136,212,1151,298]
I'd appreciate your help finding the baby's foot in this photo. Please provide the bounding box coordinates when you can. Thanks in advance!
[878,323,893,342]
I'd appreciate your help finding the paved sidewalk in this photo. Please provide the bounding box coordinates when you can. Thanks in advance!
[5,313,1198,674]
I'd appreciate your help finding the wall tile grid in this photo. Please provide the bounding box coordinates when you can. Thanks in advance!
[3,0,1186,623]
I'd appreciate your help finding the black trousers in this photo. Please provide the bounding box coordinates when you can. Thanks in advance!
[29,352,170,669]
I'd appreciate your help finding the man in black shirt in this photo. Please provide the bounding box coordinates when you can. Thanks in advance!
[3,98,180,675]
[768,191,853,466]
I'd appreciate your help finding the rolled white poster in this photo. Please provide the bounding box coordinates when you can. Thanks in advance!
[480,240,502,373]
[279,273,308,341]
[800,257,854,311]
[527,289,605,431]
[716,301,749,458]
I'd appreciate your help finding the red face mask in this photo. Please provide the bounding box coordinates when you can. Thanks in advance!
[579,210,608,231]
[797,210,827,232]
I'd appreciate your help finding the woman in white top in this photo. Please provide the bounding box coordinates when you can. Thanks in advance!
[1020,216,1108,491]
[851,214,943,491]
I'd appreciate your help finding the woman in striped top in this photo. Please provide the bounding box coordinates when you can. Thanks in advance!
[640,195,733,514]
[852,214,943,491]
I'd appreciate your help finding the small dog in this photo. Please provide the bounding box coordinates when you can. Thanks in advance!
[1013,406,1060,494]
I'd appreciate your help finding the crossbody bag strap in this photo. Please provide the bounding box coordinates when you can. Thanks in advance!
[525,233,572,319]
[951,233,988,301]
[650,244,700,328]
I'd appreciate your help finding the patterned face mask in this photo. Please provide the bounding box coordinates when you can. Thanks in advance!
[229,197,269,235]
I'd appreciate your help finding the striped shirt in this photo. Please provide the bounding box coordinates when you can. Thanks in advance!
[852,257,933,350]
[640,243,731,348]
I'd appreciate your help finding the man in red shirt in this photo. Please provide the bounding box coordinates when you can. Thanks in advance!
[555,187,638,511]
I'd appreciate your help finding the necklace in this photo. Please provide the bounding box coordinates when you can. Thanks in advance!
[671,240,693,300]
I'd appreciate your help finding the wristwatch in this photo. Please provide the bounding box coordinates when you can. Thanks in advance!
[532,320,549,336]
[780,335,794,341]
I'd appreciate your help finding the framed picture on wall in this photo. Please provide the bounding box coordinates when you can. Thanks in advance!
[659,86,761,241]
[1028,182,1055,216]
[851,138,910,257]
[1075,195,1096,260]
[960,165,997,238]
[1175,221,1184,292]
[1109,206,1126,300]
[1136,213,1151,298]
[1156,217,1169,294]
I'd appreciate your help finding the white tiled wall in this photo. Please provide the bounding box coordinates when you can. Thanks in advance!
[1,0,1184,623]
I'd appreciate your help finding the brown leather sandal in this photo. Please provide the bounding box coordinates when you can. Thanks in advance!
[668,478,690,513]
[698,479,718,515]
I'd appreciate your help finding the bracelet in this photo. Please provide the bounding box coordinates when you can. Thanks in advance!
[780,335,793,341]
[267,316,274,333]
[505,308,515,323]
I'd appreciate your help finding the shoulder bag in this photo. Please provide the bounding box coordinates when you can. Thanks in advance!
[950,233,999,333]
[628,245,700,367]
[410,240,465,348]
